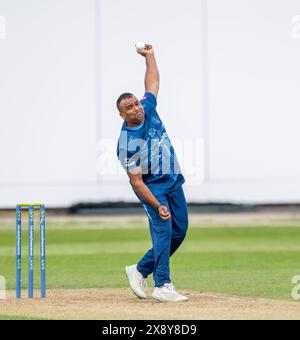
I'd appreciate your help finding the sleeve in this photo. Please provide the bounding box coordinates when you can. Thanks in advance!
[140,92,157,116]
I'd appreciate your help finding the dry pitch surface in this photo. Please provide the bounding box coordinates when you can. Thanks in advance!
[2,211,300,320]
[1,288,300,320]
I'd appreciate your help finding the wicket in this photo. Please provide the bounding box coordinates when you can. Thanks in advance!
[16,204,46,299]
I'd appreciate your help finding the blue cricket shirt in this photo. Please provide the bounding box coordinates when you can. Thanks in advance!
[117,92,185,196]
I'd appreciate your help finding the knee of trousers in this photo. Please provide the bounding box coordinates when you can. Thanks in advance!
[153,223,172,239]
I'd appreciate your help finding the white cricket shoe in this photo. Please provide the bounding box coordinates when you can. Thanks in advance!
[152,283,188,302]
[125,264,147,299]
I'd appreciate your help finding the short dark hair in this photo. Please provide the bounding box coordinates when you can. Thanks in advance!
[116,93,134,112]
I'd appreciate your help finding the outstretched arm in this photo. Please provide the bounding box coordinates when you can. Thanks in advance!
[137,44,160,98]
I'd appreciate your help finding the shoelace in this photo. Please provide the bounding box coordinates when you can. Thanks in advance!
[139,278,147,289]
[134,266,147,289]
[142,279,147,289]
[163,283,175,291]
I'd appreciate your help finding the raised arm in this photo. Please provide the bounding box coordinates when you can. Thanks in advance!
[137,44,160,98]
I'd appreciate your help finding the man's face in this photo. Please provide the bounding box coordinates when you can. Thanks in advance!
[119,96,145,126]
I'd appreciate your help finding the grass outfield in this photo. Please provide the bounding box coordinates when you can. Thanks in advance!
[0,219,300,301]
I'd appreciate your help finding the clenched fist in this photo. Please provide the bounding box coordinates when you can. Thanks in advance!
[137,44,154,57]
[158,205,171,221]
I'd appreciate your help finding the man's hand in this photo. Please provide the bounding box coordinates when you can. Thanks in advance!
[158,205,171,221]
[138,44,159,97]
[137,44,154,57]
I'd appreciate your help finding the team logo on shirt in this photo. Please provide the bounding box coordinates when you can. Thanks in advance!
[151,117,161,125]
[128,135,135,143]
[148,128,157,138]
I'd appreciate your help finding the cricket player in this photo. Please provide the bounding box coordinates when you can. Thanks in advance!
[117,44,189,302]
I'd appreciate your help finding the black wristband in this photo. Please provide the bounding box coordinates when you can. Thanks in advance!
[156,204,162,211]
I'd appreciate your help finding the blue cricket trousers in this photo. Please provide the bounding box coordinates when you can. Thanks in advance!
[136,186,189,287]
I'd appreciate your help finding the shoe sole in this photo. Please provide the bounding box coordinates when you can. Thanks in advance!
[125,266,147,299]
[152,294,188,303]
